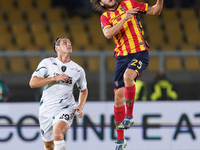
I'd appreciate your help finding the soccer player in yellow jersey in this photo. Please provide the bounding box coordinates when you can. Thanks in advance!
[90,0,163,149]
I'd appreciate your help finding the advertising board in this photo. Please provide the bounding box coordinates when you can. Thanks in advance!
[0,101,199,150]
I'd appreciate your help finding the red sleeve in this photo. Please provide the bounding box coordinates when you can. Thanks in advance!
[130,0,148,14]
[100,12,112,31]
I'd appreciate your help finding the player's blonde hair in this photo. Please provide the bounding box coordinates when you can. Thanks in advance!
[90,0,107,13]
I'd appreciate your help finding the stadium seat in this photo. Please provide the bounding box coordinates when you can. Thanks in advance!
[70,56,85,70]
[21,45,40,51]
[147,56,159,71]
[106,56,116,72]
[33,32,52,48]
[7,10,24,22]
[5,45,22,51]
[30,21,48,34]
[87,13,110,47]
[43,45,54,52]
[148,44,160,51]
[161,9,184,45]
[88,13,101,22]
[186,31,200,45]
[181,9,197,21]
[26,9,44,22]
[84,45,100,51]
[27,56,41,72]
[165,57,182,71]
[8,57,28,73]
[183,20,200,44]
[0,57,8,73]
[145,22,165,46]
[68,16,90,47]
[84,45,101,72]
[161,8,179,20]
[15,33,33,47]
[45,9,63,22]
[87,56,100,72]
[11,22,29,35]
[180,44,196,51]
[103,44,115,51]
[0,12,5,22]
[164,20,184,45]
[17,0,34,10]
[0,33,13,47]
[143,15,165,46]
[183,56,200,70]
[35,0,52,9]
[0,23,9,34]
[71,44,83,51]
[49,21,69,39]
[0,0,15,10]
[160,44,178,51]
[88,21,109,47]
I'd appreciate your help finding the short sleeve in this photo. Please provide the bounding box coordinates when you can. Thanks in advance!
[130,0,148,14]
[32,59,48,78]
[76,68,87,91]
[100,13,112,31]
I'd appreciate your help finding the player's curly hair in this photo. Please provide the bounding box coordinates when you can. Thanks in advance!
[90,0,107,13]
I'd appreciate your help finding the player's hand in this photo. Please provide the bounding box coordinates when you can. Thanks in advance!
[124,7,139,20]
[54,74,68,82]
[76,106,83,118]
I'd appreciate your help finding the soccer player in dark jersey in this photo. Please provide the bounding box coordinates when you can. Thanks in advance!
[90,0,163,149]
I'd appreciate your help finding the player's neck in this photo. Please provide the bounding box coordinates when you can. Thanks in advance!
[57,55,70,64]
[108,2,119,11]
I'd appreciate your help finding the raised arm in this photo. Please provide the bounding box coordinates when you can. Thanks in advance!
[146,0,164,16]
[103,7,139,39]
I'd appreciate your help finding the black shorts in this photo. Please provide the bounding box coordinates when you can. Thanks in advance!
[113,50,149,91]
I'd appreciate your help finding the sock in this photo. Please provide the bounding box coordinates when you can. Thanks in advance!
[125,85,136,118]
[54,140,66,150]
[114,105,125,140]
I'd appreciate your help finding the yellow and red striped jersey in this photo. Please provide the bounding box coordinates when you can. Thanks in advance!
[100,0,149,57]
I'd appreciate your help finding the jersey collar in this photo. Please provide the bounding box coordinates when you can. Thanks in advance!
[109,2,120,12]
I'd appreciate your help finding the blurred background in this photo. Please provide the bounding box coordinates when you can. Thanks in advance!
[0,0,200,102]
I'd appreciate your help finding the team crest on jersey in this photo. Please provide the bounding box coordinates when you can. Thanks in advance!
[120,7,125,12]
[61,66,67,72]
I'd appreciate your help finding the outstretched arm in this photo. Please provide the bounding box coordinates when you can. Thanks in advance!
[146,0,164,15]
[76,88,88,118]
